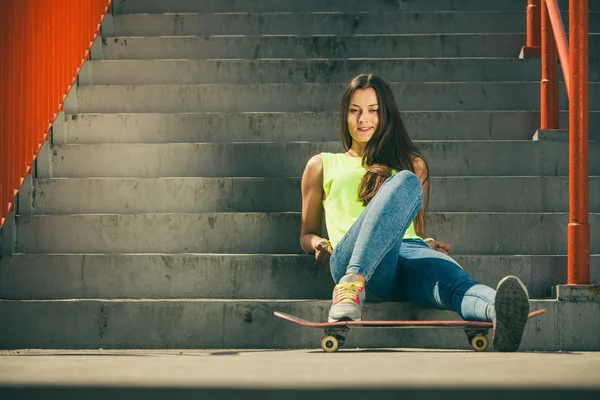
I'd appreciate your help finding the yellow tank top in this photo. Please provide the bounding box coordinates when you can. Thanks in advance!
[321,152,423,249]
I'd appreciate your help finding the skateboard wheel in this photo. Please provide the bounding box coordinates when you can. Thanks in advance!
[321,336,339,353]
[471,335,490,352]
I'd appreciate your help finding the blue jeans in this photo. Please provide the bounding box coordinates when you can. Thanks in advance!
[329,170,496,322]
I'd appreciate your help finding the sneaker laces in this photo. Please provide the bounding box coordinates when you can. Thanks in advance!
[334,282,363,304]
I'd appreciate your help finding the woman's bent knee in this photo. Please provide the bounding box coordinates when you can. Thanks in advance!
[386,170,423,199]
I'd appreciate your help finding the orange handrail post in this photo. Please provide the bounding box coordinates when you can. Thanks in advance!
[521,0,542,57]
[540,2,559,129]
[568,0,590,285]
[536,0,590,285]
[0,0,112,231]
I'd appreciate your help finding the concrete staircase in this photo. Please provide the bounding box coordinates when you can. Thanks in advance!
[1,0,599,350]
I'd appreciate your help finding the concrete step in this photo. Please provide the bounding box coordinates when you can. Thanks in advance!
[24,177,600,215]
[41,141,600,178]
[1,254,598,300]
[79,58,557,86]
[105,11,600,37]
[14,212,600,254]
[60,111,600,143]
[112,0,595,14]
[92,34,531,60]
[103,12,530,36]
[2,297,596,351]
[71,82,599,114]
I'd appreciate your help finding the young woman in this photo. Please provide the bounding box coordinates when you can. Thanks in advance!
[300,74,530,352]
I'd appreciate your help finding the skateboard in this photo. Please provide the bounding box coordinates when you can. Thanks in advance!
[274,309,546,352]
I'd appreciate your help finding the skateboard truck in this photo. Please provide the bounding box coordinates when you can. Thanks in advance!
[322,326,350,352]
[464,328,490,352]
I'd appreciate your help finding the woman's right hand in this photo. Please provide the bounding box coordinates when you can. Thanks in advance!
[314,239,333,264]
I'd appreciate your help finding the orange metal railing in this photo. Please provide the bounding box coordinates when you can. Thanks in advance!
[0,0,112,230]
[521,0,542,57]
[523,0,590,285]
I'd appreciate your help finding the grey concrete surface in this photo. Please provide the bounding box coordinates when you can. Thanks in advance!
[0,212,15,256]
[94,34,600,61]
[13,212,600,254]
[20,176,600,215]
[1,254,598,300]
[2,388,596,400]
[79,58,553,85]
[69,82,598,114]
[0,298,598,351]
[1,349,600,387]
[105,11,600,37]
[112,0,599,13]
[92,34,530,60]
[533,129,569,141]
[59,111,600,143]
[40,141,600,178]
[103,12,530,36]
[1,350,599,399]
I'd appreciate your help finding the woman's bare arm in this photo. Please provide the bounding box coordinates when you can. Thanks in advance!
[413,156,429,238]
[414,156,452,254]
[300,154,328,255]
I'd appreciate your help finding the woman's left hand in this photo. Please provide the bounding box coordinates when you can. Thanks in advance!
[427,240,452,255]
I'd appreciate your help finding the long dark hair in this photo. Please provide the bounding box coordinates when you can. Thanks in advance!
[339,74,429,232]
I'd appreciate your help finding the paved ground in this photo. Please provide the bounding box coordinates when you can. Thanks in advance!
[0,349,599,399]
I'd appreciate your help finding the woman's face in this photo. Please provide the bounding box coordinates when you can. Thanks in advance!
[347,88,379,144]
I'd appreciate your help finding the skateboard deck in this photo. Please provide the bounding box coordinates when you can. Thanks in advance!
[274,309,546,352]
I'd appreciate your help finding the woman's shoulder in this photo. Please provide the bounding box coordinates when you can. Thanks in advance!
[307,153,324,165]
[304,153,324,174]
[304,152,347,179]
[306,152,344,166]
[307,152,358,173]
[303,154,324,187]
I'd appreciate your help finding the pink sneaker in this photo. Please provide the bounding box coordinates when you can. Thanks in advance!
[328,274,366,322]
